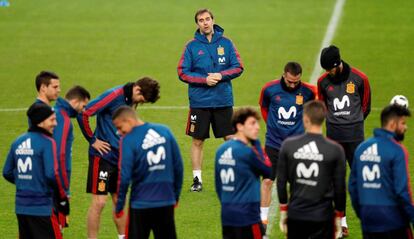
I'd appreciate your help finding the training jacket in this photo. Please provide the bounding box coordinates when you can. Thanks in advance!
[115,123,183,213]
[349,128,414,232]
[78,83,134,165]
[318,61,371,142]
[178,24,243,108]
[277,133,346,221]
[259,78,316,150]
[3,127,66,216]
[215,139,271,226]
[53,97,77,194]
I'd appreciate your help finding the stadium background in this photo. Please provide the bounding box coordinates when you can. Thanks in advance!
[0,0,413,238]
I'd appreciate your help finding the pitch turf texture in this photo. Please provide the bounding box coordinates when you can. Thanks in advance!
[0,0,413,238]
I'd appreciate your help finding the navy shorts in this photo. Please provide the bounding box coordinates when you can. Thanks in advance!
[186,107,234,139]
[86,155,118,195]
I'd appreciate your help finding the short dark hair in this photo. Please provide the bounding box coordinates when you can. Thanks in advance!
[284,62,302,76]
[135,77,160,103]
[381,104,411,127]
[303,100,327,125]
[35,71,59,91]
[112,105,137,121]
[65,85,91,101]
[194,8,214,23]
[231,107,261,130]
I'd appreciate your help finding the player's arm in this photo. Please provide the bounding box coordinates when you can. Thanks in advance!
[115,137,133,216]
[214,151,222,200]
[53,114,70,191]
[317,74,327,102]
[170,131,183,203]
[392,145,414,222]
[333,145,346,214]
[3,146,16,184]
[249,139,272,177]
[177,44,208,86]
[348,150,361,218]
[219,40,244,81]
[258,85,270,122]
[276,144,289,234]
[359,75,371,119]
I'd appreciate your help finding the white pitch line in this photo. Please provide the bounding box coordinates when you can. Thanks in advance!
[309,0,347,85]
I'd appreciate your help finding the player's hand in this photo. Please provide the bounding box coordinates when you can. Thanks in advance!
[114,210,124,219]
[206,74,219,86]
[209,72,222,81]
[92,139,111,155]
[279,204,288,234]
[58,197,70,215]
[334,211,343,239]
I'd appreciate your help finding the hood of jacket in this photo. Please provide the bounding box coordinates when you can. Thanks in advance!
[194,24,224,44]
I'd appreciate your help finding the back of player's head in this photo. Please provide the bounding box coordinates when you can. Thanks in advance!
[135,77,160,103]
[231,107,261,130]
[381,104,411,127]
[112,106,137,121]
[284,62,302,76]
[27,102,55,126]
[303,100,327,125]
[320,45,341,70]
[194,8,214,23]
[35,71,59,92]
[65,85,91,101]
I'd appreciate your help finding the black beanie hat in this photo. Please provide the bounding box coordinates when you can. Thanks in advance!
[27,103,55,126]
[320,45,341,70]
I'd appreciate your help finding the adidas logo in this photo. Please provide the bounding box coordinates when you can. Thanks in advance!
[293,141,323,161]
[141,129,166,150]
[360,143,381,162]
[15,138,34,155]
[218,147,235,166]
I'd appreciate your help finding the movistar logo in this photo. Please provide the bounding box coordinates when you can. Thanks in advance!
[333,95,350,111]
[278,106,297,119]
[296,162,319,178]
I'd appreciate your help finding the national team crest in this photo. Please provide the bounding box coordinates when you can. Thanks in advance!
[190,123,195,133]
[98,180,106,192]
[217,46,225,56]
[346,82,355,94]
[296,95,304,105]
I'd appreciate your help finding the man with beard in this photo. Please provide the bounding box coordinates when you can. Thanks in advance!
[349,104,413,239]
[317,45,371,236]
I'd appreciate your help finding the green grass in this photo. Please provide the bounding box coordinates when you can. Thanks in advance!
[0,0,413,238]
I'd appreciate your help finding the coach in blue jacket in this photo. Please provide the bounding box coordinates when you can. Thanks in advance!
[113,106,183,239]
[349,104,414,238]
[178,8,244,192]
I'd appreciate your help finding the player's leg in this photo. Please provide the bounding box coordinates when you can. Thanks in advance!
[287,218,313,239]
[152,205,177,239]
[86,155,110,239]
[128,208,151,239]
[186,108,210,191]
[260,146,279,229]
[17,214,62,239]
[211,107,234,140]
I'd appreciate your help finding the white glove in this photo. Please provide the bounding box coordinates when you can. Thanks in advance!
[334,211,343,239]
[279,204,288,234]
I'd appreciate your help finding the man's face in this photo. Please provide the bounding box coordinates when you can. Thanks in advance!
[113,118,134,136]
[395,116,408,140]
[196,12,214,36]
[326,66,340,78]
[238,116,260,141]
[132,85,146,105]
[38,113,57,134]
[42,79,60,101]
[283,72,301,90]
[72,98,89,113]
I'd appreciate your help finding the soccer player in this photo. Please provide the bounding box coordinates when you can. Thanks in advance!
[3,103,69,239]
[34,71,61,105]
[53,86,90,228]
[317,45,371,235]
[113,106,183,239]
[277,100,346,239]
[77,77,160,239]
[258,62,316,227]
[349,104,413,239]
[178,8,244,192]
[215,107,271,239]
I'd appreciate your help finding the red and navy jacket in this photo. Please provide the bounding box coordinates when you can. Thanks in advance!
[3,128,67,216]
[115,123,183,213]
[349,128,414,232]
[317,61,371,142]
[259,78,316,150]
[215,139,271,226]
[177,24,243,108]
[53,97,77,194]
[77,83,134,165]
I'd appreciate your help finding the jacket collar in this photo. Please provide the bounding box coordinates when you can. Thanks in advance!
[373,128,396,139]
[55,97,78,118]
[123,82,134,106]
[328,60,351,83]
[280,76,302,92]
[28,125,53,137]
[194,24,224,44]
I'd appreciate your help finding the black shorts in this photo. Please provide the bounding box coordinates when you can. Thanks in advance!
[287,218,334,239]
[363,227,413,239]
[338,140,363,168]
[222,222,265,239]
[263,146,279,180]
[186,107,234,139]
[17,214,62,239]
[86,155,118,195]
[127,206,176,239]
